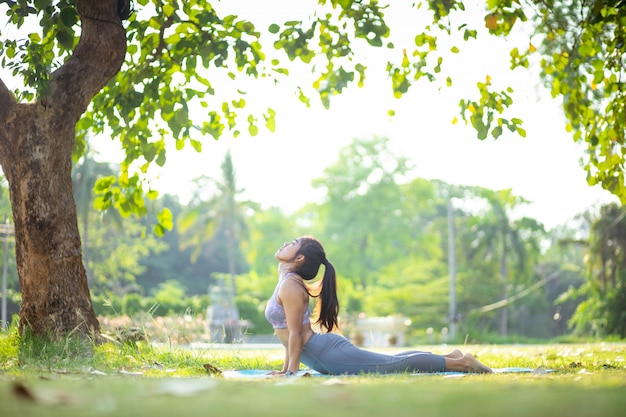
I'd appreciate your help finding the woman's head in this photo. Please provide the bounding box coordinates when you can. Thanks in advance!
[290,236,339,332]
[294,236,327,280]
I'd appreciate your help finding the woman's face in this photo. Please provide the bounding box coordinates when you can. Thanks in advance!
[275,238,301,262]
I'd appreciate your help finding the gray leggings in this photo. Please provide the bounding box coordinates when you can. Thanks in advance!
[300,333,446,375]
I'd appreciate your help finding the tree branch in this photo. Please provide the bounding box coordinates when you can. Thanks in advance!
[0,75,17,125]
[0,76,16,111]
[0,76,17,165]
[47,0,127,122]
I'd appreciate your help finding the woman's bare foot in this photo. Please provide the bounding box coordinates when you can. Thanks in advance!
[444,349,463,359]
[461,353,493,373]
[444,353,493,373]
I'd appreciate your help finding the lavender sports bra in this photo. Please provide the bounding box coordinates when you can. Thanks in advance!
[264,273,311,329]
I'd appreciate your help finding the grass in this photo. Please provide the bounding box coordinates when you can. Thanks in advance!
[1,329,625,417]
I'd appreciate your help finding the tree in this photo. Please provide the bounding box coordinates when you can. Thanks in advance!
[524,1,626,203]
[457,187,543,337]
[176,150,254,343]
[310,137,412,289]
[360,178,451,326]
[0,0,403,339]
[86,215,167,298]
[1,0,622,340]
[0,1,127,338]
[177,150,255,296]
[569,203,626,337]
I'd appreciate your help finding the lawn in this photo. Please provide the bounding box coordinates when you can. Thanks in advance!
[1,341,625,417]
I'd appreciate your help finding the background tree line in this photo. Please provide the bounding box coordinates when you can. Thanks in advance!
[2,136,622,342]
[2,0,625,340]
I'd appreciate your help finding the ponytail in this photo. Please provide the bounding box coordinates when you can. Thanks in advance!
[318,260,339,332]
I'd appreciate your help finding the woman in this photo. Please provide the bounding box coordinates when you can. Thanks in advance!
[264,236,493,375]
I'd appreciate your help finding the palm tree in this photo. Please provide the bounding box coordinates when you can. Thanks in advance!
[464,187,543,337]
[178,149,257,296]
[178,150,257,342]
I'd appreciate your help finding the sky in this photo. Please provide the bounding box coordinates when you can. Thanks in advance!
[1,1,619,230]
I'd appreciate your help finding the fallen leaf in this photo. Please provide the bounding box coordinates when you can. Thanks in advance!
[118,369,144,376]
[12,381,35,401]
[82,366,107,376]
[90,370,108,376]
[12,381,78,406]
[203,363,222,375]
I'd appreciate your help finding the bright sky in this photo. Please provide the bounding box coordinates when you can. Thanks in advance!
[1,1,619,230]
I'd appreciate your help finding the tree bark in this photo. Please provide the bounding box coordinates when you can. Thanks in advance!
[0,0,126,339]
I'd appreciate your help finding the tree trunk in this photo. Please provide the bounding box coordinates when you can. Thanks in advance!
[0,0,126,339]
[498,244,508,338]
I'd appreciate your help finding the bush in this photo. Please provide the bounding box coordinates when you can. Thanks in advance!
[122,293,146,316]
[236,294,273,335]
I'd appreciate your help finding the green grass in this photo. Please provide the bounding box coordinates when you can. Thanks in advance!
[1,330,625,417]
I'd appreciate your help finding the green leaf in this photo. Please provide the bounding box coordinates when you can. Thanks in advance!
[268,23,280,34]
[265,108,276,132]
[94,176,116,192]
[157,207,174,231]
[59,7,78,27]
[163,3,176,17]
[248,118,258,136]
[156,150,166,166]
[56,30,74,50]
[190,139,202,152]
[34,0,49,10]
[154,223,166,237]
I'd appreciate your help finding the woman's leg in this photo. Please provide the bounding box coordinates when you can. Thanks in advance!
[391,348,462,359]
[301,333,447,375]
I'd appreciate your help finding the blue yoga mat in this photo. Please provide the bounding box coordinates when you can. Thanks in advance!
[222,367,546,379]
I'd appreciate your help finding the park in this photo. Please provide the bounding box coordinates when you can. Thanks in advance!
[1,0,625,416]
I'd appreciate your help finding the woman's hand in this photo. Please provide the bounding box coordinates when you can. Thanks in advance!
[266,370,285,375]
[266,370,297,376]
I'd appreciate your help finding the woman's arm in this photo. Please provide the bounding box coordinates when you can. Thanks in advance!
[281,349,289,373]
[267,347,289,375]
[279,280,309,374]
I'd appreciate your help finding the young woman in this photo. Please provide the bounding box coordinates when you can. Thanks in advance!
[264,236,493,375]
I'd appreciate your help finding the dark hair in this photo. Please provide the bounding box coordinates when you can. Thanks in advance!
[296,236,339,332]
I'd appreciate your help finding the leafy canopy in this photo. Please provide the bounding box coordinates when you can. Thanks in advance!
[1,0,624,227]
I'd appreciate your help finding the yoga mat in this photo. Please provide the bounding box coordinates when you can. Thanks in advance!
[222,367,548,379]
